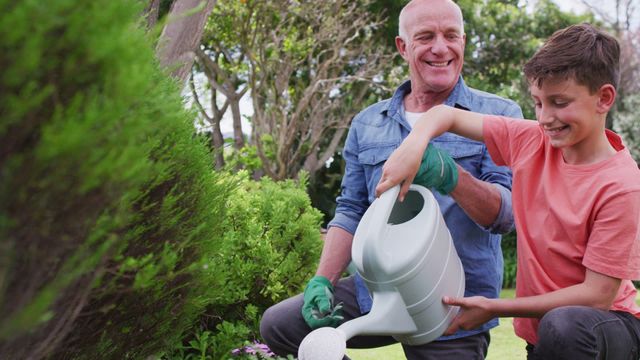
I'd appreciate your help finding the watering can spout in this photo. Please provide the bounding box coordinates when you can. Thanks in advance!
[338,291,417,339]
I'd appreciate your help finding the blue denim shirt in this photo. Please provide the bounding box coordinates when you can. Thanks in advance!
[327,77,523,340]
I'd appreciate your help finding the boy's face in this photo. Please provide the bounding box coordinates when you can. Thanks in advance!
[529,77,610,155]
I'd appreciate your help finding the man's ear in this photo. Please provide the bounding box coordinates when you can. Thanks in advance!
[596,84,617,113]
[395,36,408,60]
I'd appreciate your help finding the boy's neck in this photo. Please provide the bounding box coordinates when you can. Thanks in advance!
[562,130,617,165]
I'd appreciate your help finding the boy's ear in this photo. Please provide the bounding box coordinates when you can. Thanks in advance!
[596,84,617,114]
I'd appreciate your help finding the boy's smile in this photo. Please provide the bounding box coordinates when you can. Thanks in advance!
[529,77,616,164]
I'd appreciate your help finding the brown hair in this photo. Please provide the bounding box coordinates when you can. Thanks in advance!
[523,23,620,93]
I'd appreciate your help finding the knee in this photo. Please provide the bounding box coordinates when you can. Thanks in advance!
[536,306,592,351]
[260,304,282,343]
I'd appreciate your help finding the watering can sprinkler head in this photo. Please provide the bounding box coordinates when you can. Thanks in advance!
[298,327,346,360]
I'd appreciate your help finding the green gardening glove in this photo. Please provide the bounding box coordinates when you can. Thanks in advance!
[413,143,459,195]
[301,276,344,329]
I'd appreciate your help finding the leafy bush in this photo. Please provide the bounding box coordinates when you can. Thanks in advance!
[164,172,324,359]
[0,0,235,358]
[501,231,518,289]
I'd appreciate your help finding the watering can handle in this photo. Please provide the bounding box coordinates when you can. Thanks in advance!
[367,184,400,250]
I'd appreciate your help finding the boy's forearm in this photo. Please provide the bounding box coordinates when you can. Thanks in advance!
[488,272,621,318]
[412,105,485,143]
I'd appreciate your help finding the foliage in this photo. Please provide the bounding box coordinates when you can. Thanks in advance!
[614,93,640,162]
[460,0,596,119]
[0,0,235,358]
[0,2,324,358]
[501,232,517,289]
[162,172,323,359]
[195,0,395,180]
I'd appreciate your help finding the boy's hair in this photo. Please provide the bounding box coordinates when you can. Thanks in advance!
[523,23,620,93]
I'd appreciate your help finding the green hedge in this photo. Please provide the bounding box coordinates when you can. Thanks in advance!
[164,173,323,359]
[0,0,322,359]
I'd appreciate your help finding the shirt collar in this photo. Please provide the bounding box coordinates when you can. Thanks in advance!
[382,76,471,117]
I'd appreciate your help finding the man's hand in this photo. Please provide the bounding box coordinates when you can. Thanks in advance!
[414,144,458,195]
[301,276,344,329]
[443,295,494,335]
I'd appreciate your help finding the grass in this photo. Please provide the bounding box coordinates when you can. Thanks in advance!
[344,288,527,360]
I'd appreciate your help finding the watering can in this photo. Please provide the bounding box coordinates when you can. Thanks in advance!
[298,184,465,360]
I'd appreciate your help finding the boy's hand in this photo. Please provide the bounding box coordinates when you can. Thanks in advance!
[442,295,494,335]
[413,144,459,194]
[376,137,424,200]
[301,276,344,329]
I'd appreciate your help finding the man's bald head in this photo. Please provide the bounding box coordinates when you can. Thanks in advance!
[398,0,464,40]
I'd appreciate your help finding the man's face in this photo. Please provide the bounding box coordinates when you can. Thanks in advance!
[530,77,607,154]
[396,1,466,95]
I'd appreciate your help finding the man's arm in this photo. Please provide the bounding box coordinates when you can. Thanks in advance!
[449,166,503,227]
[316,226,354,284]
[443,268,621,334]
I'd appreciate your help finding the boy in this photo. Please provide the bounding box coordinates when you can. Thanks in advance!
[376,23,640,359]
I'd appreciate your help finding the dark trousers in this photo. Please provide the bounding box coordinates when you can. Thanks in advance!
[527,306,640,359]
[260,276,489,360]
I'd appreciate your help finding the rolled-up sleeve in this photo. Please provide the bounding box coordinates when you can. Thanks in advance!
[485,183,514,234]
[327,122,369,235]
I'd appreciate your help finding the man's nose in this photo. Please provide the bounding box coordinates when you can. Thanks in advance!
[431,35,448,55]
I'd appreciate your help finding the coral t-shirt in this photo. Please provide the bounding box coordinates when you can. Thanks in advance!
[483,116,640,344]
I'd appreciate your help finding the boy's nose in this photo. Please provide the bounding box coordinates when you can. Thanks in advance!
[537,107,554,125]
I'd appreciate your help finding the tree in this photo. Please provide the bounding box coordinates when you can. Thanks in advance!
[193,0,395,179]
[458,0,595,119]
[579,0,640,160]
[149,0,218,84]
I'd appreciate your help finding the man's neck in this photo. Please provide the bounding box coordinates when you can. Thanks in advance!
[403,84,454,113]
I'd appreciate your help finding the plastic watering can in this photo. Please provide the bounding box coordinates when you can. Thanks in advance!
[298,185,465,360]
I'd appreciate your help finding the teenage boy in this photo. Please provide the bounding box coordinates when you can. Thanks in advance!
[376,23,640,359]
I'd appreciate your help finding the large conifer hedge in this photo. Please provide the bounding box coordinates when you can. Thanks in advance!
[0,0,322,358]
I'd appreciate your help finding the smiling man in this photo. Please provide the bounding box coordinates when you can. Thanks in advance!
[260,0,523,359]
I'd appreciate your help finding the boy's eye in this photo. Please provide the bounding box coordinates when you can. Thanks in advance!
[554,100,568,107]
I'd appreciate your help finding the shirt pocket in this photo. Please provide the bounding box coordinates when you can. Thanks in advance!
[358,144,397,195]
[435,141,485,174]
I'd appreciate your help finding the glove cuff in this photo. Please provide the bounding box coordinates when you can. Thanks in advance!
[438,165,459,194]
[308,275,333,289]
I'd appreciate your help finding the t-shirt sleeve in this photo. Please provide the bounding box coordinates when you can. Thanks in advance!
[583,190,640,280]
[482,115,541,168]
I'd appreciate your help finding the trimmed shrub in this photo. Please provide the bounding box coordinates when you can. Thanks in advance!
[164,172,323,359]
[0,0,232,358]
[0,1,324,358]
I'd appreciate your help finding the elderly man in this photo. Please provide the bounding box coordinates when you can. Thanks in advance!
[260,0,522,358]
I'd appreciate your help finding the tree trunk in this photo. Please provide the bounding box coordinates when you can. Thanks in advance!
[156,0,217,84]
[144,0,161,29]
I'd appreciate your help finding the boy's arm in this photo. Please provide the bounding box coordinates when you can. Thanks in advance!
[443,268,621,334]
[376,105,486,199]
